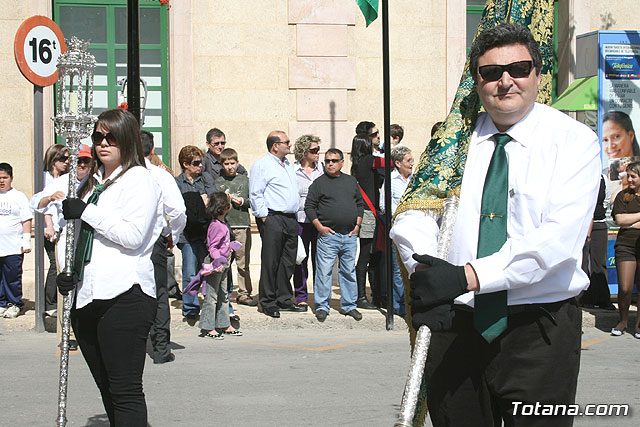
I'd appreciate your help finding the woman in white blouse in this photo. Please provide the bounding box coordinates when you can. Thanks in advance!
[58,109,163,426]
[40,144,69,315]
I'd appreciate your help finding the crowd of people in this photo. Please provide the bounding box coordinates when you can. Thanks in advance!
[1,114,417,330]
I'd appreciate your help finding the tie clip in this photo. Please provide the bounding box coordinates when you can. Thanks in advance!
[480,212,503,221]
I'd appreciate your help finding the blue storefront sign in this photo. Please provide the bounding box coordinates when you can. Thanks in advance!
[598,31,640,296]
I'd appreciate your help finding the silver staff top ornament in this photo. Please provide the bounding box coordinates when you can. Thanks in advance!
[53,36,97,139]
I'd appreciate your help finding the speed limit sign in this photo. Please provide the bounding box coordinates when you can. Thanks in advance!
[14,15,67,87]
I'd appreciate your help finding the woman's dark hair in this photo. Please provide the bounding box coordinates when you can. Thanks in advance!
[623,161,640,202]
[80,109,145,198]
[350,134,373,176]
[604,111,639,156]
[206,191,231,219]
[43,144,69,174]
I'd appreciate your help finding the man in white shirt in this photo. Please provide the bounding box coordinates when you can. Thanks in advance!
[250,131,305,318]
[391,23,600,426]
[141,131,186,364]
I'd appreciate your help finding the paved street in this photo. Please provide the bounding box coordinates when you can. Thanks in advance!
[1,317,639,427]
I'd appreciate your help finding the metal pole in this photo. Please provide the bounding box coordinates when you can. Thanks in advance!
[127,0,141,123]
[381,0,393,330]
[33,85,45,333]
[56,140,79,427]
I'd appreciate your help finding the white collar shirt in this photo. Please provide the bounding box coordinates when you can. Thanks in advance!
[380,168,412,215]
[145,158,187,243]
[249,153,299,218]
[390,103,601,306]
[75,165,163,308]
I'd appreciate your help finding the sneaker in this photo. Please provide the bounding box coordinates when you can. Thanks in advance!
[0,306,7,317]
[3,304,20,319]
[45,309,57,317]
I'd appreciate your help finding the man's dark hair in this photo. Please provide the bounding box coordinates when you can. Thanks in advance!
[266,133,284,151]
[431,121,444,137]
[206,128,225,143]
[140,130,154,157]
[355,121,376,136]
[325,148,344,160]
[390,124,404,141]
[469,23,542,82]
[0,162,13,177]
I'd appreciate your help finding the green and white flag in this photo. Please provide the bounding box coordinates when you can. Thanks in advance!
[356,0,378,27]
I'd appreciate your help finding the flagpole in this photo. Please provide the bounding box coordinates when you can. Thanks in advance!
[380,0,393,330]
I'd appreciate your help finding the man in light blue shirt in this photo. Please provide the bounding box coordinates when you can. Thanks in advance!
[250,131,305,318]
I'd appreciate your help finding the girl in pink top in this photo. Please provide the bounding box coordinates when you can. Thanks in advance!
[198,192,242,339]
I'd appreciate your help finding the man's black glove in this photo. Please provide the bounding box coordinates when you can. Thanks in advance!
[62,198,87,220]
[56,272,78,296]
[409,253,468,309]
[410,303,455,332]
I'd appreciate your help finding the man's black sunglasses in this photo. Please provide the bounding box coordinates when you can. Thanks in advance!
[91,131,118,146]
[478,60,533,82]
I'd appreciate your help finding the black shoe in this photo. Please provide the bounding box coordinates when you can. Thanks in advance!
[263,308,280,318]
[340,308,363,321]
[356,298,377,310]
[278,303,307,312]
[154,353,175,364]
[183,313,199,320]
[599,302,617,311]
[316,310,328,322]
[237,297,259,307]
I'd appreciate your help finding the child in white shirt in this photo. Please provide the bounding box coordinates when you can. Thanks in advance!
[0,162,33,319]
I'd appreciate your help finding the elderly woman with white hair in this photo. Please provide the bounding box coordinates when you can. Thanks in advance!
[380,145,414,317]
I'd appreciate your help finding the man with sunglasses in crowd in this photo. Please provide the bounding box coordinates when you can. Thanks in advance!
[304,148,364,322]
[202,128,247,180]
[391,23,600,426]
[250,131,305,318]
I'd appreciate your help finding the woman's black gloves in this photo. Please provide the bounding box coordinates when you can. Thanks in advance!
[62,198,87,220]
[56,272,78,296]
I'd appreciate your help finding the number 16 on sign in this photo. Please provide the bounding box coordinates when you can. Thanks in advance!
[15,15,66,87]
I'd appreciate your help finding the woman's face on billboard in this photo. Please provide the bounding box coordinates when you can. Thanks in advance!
[603,119,635,158]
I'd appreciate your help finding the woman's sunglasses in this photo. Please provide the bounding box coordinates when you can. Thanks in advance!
[91,131,118,147]
[478,60,533,82]
[56,156,70,162]
[190,160,202,167]
[308,147,320,154]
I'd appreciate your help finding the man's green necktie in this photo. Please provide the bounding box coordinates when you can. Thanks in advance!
[473,133,511,343]
[73,180,110,280]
